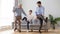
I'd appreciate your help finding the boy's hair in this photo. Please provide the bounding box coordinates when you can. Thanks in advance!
[29,10,32,12]
[37,1,41,4]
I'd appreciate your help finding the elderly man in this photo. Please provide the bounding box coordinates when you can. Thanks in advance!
[13,4,26,32]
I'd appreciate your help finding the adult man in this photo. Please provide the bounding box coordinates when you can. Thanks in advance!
[13,4,26,32]
[35,1,45,33]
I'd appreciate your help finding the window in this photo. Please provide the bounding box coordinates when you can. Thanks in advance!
[0,0,14,27]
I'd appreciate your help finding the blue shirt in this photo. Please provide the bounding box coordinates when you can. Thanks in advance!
[35,6,45,15]
[13,8,26,16]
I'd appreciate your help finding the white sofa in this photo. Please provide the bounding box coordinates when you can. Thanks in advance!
[12,17,50,32]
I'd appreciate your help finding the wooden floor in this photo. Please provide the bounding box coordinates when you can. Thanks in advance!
[0,29,60,34]
[0,26,60,34]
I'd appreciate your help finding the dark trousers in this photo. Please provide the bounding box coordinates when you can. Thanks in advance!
[37,15,44,31]
[22,17,33,31]
[22,17,30,30]
[39,18,43,30]
[27,20,33,31]
[27,21,30,30]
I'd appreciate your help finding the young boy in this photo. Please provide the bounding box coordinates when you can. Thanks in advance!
[27,10,34,32]
[22,10,33,32]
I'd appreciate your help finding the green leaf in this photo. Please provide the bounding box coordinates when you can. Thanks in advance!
[49,14,58,24]
[55,18,60,21]
[49,14,54,21]
[51,20,57,24]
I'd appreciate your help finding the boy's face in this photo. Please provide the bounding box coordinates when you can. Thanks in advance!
[29,11,32,15]
[37,3,41,7]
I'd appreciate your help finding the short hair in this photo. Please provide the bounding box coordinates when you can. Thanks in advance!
[29,10,32,12]
[37,1,41,4]
[18,4,22,6]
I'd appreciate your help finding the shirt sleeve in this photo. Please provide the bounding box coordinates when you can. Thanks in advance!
[22,9,27,16]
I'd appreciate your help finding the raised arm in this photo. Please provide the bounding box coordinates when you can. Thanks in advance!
[22,9,27,16]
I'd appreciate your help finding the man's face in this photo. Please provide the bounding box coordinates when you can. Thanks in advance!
[18,4,22,8]
[37,3,41,7]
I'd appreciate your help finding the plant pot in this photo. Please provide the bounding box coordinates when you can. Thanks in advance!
[52,24,55,29]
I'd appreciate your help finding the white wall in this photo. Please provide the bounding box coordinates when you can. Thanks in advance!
[44,0,60,17]
[22,0,60,18]
[22,0,41,16]
[0,0,1,16]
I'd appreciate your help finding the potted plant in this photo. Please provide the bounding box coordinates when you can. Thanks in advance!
[49,14,60,29]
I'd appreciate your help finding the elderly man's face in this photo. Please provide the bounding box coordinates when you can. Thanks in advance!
[18,4,22,8]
